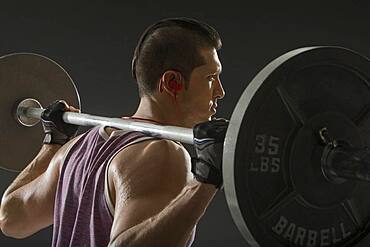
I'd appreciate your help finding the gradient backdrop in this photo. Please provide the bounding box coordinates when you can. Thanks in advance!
[1,0,369,246]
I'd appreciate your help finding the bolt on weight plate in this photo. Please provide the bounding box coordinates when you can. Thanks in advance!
[0,53,81,172]
[223,46,370,246]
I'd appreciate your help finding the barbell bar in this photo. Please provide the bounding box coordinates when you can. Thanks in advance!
[17,103,194,144]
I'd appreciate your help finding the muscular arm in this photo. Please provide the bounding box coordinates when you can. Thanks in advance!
[0,138,78,238]
[108,139,217,247]
[1,144,60,200]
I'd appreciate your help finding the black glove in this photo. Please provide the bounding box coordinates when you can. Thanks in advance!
[191,119,229,188]
[41,100,79,145]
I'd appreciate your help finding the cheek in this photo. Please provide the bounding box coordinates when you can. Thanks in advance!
[196,95,213,112]
[199,82,213,105]
[198,81,213,96]
[186,79,213,108]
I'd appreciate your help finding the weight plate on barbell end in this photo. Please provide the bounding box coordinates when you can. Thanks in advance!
[223,46,370,246]
[0,53,81,172]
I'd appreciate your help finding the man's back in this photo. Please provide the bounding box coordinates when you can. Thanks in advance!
[52,126,149,247]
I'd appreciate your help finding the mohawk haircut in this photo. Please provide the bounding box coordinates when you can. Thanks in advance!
[132,17,222,97]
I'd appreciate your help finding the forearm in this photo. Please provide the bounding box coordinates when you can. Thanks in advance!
[1,144,60,199]
[0,145,60,229]
[109,181,217,247]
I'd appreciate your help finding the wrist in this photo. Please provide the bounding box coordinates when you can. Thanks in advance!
[199,182,219,193]
[189,179,218,194]
[43,133,69,145]
[41,143,62,152]
[191,158,222,188]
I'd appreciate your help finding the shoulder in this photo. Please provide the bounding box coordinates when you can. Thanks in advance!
[51,134,83,173]
[110,138,191,178]
[109,138,193,195]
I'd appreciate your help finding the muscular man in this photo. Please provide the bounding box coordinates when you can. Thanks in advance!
[0,17,227,247]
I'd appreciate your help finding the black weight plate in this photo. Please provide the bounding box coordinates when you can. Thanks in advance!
[223,47,370,247]
[0,53,81,172]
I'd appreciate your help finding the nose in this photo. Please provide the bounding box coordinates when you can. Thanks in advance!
[214,77,225,100]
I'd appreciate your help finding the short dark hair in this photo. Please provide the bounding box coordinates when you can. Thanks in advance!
[132,17,222,97]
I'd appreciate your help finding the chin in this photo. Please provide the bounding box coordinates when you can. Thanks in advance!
[188,113,213,126]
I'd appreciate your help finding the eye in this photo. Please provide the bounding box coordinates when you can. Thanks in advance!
[207,75,216,82]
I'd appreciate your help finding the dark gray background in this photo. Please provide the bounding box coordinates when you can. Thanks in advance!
[0,0,369,246]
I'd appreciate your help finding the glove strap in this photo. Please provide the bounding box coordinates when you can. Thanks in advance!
[191,157,222,188]
[43,133,68,145]
[42,121,70,145]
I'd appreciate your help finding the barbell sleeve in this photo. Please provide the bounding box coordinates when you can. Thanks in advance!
[321,141,370,183]
[20,106,195,144]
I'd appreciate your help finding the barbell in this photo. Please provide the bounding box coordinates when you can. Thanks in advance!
[1,46,370,247]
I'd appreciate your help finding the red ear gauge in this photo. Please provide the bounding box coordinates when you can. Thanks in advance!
[174,82,183,91]
[169,80,183,92]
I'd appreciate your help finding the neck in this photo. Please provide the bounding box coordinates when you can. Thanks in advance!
[132,95,186,127]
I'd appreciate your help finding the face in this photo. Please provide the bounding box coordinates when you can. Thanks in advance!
[180,48,225,127]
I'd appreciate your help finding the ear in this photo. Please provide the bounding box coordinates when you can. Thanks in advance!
[159,70,184,96]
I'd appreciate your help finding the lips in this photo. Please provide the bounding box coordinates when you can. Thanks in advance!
[211,103,217,112]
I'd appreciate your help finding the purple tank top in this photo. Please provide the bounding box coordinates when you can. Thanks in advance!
[52,126,146,247]
[51,125,196,247]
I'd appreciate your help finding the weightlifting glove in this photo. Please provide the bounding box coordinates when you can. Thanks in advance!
[41,100,79,145]
[191,119,229,188]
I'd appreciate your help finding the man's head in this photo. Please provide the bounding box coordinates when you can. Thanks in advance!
[132,17,222,96]
[132,18,225,126]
